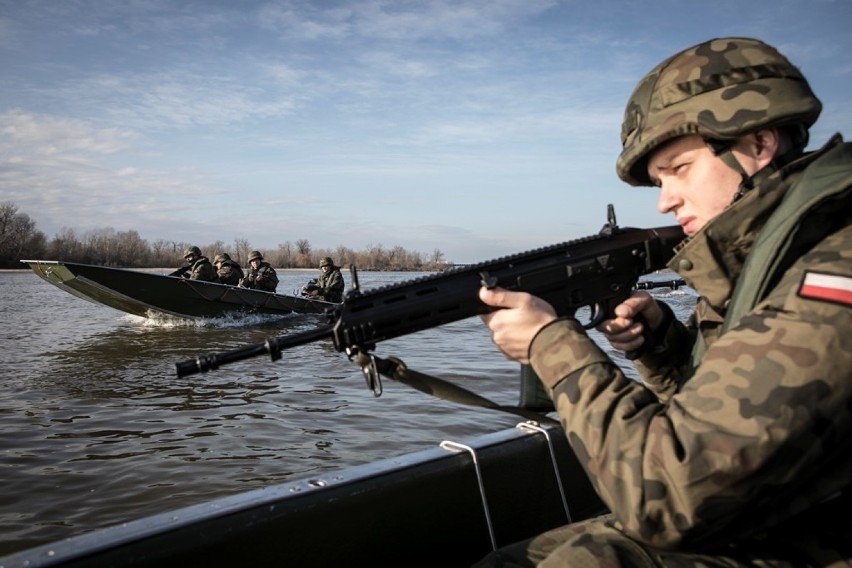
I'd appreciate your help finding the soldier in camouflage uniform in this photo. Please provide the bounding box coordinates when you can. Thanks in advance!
[212,252,244,286]
[180,245,218,282]
[239,250,279,292]
[477,37,852,566]
[301,257,345,303]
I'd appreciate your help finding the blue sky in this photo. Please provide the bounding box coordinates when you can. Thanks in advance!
[2,0,850,263]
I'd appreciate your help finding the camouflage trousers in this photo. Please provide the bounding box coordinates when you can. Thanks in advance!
[471,512,852,567]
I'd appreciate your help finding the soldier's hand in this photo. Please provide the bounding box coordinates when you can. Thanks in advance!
[478,286,557,364]
[595,292,661,353]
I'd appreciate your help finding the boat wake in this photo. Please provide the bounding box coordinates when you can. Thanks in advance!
[127,311,299,329]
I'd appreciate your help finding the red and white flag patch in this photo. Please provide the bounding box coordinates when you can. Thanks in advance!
[798,271,852,307]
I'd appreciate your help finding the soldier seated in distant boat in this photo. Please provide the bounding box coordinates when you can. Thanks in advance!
[174,246,218,282]
[239,250,279,292]
[301,256,344,303]
[212,253,244,286]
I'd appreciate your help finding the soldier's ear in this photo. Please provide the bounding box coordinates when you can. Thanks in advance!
[753,128,780,166]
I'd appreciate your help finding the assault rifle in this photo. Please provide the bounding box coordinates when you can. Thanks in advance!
[300,278,320,297]
[175,206,685,385]
[168,265,191,278]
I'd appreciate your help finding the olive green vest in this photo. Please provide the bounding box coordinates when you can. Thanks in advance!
[690,140,852,369]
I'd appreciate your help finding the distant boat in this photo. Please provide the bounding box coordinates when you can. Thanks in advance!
[0,421,608,567]
[21,259,337,320]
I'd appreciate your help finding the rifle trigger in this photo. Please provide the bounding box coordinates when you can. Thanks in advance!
[584,303,606,330]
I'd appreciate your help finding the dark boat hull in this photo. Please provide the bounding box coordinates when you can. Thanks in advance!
[0,423,607,567]
[22,260,337,319]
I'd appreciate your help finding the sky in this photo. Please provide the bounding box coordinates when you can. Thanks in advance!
[1,0,851,264]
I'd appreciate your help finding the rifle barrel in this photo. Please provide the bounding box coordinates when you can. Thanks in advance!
[635,278,686,290]
[175,325,334,377]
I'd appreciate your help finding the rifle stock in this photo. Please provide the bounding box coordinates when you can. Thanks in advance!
[175,207,684,379]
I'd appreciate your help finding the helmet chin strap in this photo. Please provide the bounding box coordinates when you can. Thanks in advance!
[704,138,780,203]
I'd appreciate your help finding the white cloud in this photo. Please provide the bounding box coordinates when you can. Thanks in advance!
[1,110,137,157]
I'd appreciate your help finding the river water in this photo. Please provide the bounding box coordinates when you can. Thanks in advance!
[0,268,696,555]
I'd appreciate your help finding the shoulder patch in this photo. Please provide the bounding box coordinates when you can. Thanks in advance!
[797,271,852,307]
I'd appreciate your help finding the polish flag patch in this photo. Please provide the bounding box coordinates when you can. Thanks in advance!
[797,271,852,307]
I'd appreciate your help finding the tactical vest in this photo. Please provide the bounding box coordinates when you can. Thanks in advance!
[690,138,852,370]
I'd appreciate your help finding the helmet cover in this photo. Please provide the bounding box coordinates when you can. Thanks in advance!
[616,37,822,186]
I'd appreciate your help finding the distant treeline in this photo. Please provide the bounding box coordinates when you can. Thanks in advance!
[0,201,447,271]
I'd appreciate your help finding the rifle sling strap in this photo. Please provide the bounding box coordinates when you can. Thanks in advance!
[354,352,560,426]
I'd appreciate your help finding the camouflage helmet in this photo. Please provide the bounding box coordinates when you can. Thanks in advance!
[183,245,202,258]
[247,250,263,262]
[616,37,822,186]
[213,253,230,264]
[319,256,334,267]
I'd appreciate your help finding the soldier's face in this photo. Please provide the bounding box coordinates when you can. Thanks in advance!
[647,133,773,236]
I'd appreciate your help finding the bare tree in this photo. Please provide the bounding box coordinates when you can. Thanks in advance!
[23,230,47,262]
[0,201,45,267]
[233,238,251,266]
[274,241,293,268]
[365,243,387,270]
[48,227,82,260]
[334,245,354,268]
[114,230,150,267]
[206,240,226,258]
[0,201,19,250]
[293,239,312,267]
[295,239,311,255]
[408,250,424,269]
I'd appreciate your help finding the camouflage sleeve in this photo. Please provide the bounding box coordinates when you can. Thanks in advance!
[632,301,694,401]
[327,271,344,294]
[316,272,341,291]
[529,226,852,549]
[257,265,278,291]
[190,260,218,282]
[217,266,240,285]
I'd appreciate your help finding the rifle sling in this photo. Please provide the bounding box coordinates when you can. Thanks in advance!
[354,352,560,426]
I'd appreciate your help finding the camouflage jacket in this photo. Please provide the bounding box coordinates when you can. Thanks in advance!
[216,259,244,286]
[529,135,852,555]
[188,256,218,282]
[239,262,278,292]
[315,268,344,303]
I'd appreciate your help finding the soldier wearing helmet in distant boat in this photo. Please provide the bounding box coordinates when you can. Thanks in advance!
[172,245,218,282]
[301,257,344,303]
[212,253,244,286]
[476,37,852,566]
[239,250,279,292]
